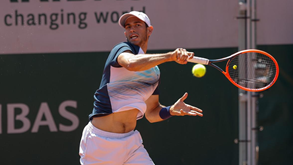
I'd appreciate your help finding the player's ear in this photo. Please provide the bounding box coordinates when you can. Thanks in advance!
[124,31,126,37]
[147,26,153,37]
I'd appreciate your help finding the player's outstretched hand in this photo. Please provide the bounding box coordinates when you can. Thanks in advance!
[170,92,203,117]
[171,48,194,64]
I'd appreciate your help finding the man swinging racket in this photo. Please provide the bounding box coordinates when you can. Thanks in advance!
[79,11,203,165]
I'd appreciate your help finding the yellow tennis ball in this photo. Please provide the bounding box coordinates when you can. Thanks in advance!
[233,65,237,70]
[192,64,206,78]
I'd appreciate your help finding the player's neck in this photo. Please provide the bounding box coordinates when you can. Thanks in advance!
[139,41,148,54]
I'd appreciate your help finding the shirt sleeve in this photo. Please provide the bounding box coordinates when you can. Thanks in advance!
[108,42,140,67]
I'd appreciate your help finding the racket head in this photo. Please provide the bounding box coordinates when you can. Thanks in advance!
[225,49,279,92]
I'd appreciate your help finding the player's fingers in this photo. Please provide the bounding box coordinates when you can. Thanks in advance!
[188,111,203,117]
[187,111,198,116]
[187,52,194,60]
[182,56,188,62]
[188,105,203,113]
[173,109,203,117]
[178,48,185,54]
[179,92,188,102]
[174,48,190,64]
[181,109,202,117]
[176,48,188,61]
[176,49,181,61]
[180,109,186,116]
[182,48,187,55]
[181,49,188,61]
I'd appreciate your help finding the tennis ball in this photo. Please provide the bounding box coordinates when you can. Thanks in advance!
[233,65,237,70]
[192,64,206,78]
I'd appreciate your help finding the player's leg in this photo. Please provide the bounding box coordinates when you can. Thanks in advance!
[79,122,91,164]
[123,131,155,165]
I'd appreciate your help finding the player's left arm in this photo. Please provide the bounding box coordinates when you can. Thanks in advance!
[144,93,203,123]
[144,95,164,123]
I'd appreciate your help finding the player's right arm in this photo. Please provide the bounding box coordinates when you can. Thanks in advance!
[117,48,194,71]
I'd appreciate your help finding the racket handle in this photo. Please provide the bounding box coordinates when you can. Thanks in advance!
[188,56,209,65]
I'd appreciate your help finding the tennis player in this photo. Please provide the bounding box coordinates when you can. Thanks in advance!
[79,11,203,165]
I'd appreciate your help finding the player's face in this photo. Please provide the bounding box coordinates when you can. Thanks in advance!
[124,16,152,47]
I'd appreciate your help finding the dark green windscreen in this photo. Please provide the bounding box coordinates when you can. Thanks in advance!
[0,44,292,165]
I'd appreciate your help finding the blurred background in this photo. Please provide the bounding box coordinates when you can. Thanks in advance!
[0,0,292,165]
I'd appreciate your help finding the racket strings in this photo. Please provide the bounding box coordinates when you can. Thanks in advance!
[228,52,277,90]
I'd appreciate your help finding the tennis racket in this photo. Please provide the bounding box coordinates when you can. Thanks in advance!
[188,49,279,92]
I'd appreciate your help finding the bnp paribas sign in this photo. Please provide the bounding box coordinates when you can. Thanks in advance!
[0,0,147,54]
[0,101,79,134]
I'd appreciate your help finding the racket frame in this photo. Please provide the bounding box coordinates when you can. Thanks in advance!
[190,49,279,92]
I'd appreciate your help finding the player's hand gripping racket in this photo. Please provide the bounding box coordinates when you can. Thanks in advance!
[188,49,279,92]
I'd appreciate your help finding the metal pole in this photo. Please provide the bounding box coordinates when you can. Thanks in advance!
[250,0,258,164]
[238,1,259,165]
[238,1,248,165]
[246,0,252,165]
